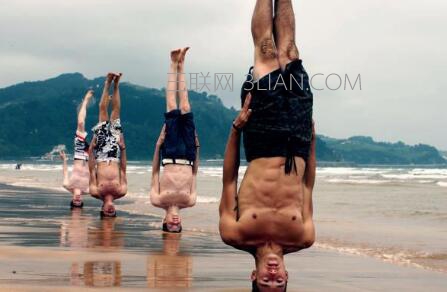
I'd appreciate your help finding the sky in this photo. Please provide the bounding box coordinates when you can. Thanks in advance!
[0,0,446,149]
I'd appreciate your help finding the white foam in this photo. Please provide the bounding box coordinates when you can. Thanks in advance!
[437,182,447,187]
[326,178,388,185]
[197,196,219,203]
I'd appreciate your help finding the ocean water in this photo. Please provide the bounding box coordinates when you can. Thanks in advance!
[0,161,446,274]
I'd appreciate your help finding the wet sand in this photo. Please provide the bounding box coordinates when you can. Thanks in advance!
[0,183,446,291]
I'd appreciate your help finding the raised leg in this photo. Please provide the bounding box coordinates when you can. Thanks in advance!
[99,73,114,122]
[252,0,280,79]
[178,47,191,114]
[77,90,93,133]
[274,0,300,69]
[110,73,122,121]
[166,49,181,112]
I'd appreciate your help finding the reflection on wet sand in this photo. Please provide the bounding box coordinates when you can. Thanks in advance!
[147,233,193,288]
[60,208,90,248]
[84,260,122,287]
[87,217,124,250]
[60,212,123,287]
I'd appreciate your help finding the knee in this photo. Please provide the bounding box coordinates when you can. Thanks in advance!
[99,102,108,112]
[255,38,278,61]
[167,101,177,112]
[278,41,300,64]
[180,104,191,114]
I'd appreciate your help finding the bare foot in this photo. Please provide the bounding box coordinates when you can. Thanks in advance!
[106,73,114,85]
[84,89,94,102]
[113,73,122,87]
[179,47,190,65]
[170,48,182,64]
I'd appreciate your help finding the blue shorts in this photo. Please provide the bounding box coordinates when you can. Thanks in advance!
[161,110,196,162]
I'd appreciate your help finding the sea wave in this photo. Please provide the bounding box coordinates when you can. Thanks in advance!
[315,240,447,273]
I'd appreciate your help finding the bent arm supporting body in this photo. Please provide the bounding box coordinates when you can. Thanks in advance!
[118,144,128,198]
[219,127,242,244]
[188,133,200,207]
[150,126,164,207]
[62,157,70,191]
[88,137,100,199]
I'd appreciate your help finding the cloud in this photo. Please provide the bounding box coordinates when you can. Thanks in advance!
[0,0,446,148]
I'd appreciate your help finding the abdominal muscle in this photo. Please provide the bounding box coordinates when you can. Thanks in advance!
[97,162,121,197]
[159,164,193,207]
[237,157,307,244]
[69,160,89,193]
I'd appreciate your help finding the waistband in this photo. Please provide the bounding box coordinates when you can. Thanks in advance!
[162,158,194,167]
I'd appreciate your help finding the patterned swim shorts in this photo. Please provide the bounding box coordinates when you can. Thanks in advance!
[92,119,123,162]
[73,131,89,161]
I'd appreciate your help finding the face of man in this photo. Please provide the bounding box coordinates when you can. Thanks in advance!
[164,213,182,232]
[251,254,288,291]
[102,199,116,217]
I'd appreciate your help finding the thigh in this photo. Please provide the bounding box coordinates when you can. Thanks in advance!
[181,113,197,161]
[284,60,313,99]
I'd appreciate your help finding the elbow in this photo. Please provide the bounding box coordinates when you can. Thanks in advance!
[149,191,161,207]
[188,195,197,207]
[219,226,237,247]
[302,236,315,249]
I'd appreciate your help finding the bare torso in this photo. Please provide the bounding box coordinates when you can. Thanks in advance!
[236,157,314,253]
[158,164,194,208]
[69,160,90,193]
[97,161,122,198]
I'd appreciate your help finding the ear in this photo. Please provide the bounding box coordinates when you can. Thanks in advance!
[250,270,257,281]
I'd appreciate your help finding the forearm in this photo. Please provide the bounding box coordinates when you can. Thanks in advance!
[120,148,127,184]
[62,159,69,187]
[117,148,127,195]
[193,143,199,175]
[149,144,162,207]
[88,143,98,196]
[304,138,316,188]
[220,127,240,214]
[223,128,240,185]
[151,143,161,194]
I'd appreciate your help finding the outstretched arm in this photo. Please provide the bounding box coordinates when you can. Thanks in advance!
[88,137,99,198]
[59,151,70,191]
[219,94,252,245]
[118,134,127,198]
[150,125,165,207]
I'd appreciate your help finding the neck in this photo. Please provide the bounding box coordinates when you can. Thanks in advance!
[104,195,113,205]
[166,205,179,214]
[254,242,284,264]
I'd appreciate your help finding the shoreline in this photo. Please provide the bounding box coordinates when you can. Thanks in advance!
[0,172,447,290]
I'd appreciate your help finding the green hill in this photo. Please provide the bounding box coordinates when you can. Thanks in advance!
[0,73,236,159]
[0,73,445,165]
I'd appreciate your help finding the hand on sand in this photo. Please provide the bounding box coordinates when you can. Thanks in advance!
[233,93,252,130]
